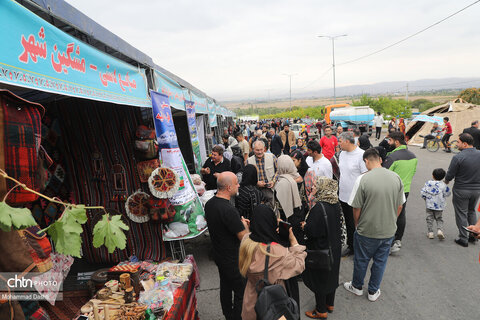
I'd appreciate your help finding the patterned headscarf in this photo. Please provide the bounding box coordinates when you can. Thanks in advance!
[313,176,339,205]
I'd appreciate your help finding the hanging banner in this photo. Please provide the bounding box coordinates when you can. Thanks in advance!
[191,90,208,114]
[0,0,150,107]
[151,91,206,240]
[208,100,218,127]
[154,70,185,111]
[185,100,202,174]
[196,115,207,164]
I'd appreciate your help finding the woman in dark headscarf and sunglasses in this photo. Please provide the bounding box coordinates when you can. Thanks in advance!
[239,204,306,320]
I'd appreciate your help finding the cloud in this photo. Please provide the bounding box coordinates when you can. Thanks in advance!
[65,0,480,100]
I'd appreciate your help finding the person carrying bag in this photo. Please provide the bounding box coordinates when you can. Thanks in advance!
[302,177,342,319]
[238,204,306,320]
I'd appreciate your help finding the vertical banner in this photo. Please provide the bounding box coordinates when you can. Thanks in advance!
[185,100,202,174]
[196,116,207,164]
[208,100,218,127]
[151,91,206,240]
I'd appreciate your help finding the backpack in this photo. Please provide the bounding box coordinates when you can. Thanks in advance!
[254,244,300,320]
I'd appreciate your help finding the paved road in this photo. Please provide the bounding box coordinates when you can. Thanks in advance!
[186,143,479,320]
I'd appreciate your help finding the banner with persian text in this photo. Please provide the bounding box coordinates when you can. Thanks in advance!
[190,90,208,114]
[154,70,185,111]
[151,91,206,240]
[185,100,203,173]
[208,100,218,127]
[0,0,150,107]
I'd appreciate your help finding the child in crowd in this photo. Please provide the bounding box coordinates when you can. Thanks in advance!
[420,168,451,239]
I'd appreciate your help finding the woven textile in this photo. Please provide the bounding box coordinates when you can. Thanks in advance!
[1,91,43,204]
[164,271,198,320]
[52,99,165,263]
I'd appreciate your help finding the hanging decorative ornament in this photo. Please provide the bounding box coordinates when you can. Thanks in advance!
[125,191,151,223]
[148,167,180,199]
[149,198,176,223]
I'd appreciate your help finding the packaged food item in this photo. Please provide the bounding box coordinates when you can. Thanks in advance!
[138,287,174,312]
[155,262,193,284]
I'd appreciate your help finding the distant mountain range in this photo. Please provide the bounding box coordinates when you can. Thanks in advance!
[221,77,480,104]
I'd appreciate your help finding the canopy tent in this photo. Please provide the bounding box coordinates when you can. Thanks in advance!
[10,0,234,117]
[406,98,480,145]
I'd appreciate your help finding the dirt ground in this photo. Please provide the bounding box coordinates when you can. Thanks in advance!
[225,95,456,111]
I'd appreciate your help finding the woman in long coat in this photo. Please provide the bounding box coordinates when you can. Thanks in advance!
[302,176,342,319]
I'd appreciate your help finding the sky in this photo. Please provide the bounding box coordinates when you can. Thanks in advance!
[65,0,480,101]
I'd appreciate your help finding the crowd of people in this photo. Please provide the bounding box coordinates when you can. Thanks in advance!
[201,118,480,320]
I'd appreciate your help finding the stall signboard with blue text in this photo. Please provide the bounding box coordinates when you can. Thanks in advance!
[0,0,150,107]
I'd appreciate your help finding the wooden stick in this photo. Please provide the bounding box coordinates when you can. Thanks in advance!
[0,168,105,211]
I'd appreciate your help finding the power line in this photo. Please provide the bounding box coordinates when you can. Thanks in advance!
[338,0,480,66]
[296,67,333,90]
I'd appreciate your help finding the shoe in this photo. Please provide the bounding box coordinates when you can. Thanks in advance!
[326,305,334,313]
[454,238,468,247]
[341,246,353,257]
[437,230,445,240]
[343,281,363,296]
[446,149,452,153]
[427,232,434,239]
[305,310,327,319]
[390,240,401,254]
[420,147,426,149]
[368,289,381,302]
[468,236,478,243]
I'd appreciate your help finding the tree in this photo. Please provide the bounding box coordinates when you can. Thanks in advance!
[458,88,480,104]
[411,99,435,112]
[352,95,412,118]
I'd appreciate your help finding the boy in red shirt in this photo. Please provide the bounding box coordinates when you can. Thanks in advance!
[319,126,338,160]
[441,117,453,153]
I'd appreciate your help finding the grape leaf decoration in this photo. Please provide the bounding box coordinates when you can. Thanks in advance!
[93,214,129,253]
[0,201,37,231]
[40,205,87,258]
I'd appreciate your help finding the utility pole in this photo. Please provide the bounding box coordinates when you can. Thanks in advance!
[282,73,297,112]
[406,83,409,101]
[318,34,347,104]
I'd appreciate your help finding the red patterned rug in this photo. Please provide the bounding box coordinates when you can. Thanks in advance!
[40,291,89,320]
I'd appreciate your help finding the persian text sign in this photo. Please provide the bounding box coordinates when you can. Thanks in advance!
[208,100,218,127]
[0,1,150,107]
[185,100,203,173]
[151,91,206,241]
[191,91,208,114]
[154,70,185,111]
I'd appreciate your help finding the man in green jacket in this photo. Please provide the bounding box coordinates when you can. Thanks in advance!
[383,131,418,254]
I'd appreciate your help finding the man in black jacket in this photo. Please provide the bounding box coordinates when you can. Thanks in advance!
[269,128,283,157]
[445,133,480,247]
[462,120,480,150]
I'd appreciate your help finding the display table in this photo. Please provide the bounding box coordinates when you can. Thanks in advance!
[164,270,198,320]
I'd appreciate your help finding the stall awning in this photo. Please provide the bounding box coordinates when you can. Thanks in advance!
[154,70,186,111]
[1,0,151,107]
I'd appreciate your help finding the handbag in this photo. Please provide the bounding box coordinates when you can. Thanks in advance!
[254,244,299,320]
[305,202,334,271]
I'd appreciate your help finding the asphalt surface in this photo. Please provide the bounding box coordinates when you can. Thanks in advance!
[185,139,480,320]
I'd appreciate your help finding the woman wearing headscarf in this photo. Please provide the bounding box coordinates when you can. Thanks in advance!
[302,177,342,319]
[274,155,305,306]
[235,165,265,219]
[358,134,373,151]
[290,150,309,179]
[239,205,306,320]
[275,155,303,219]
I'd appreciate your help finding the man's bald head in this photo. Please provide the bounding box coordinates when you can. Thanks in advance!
[217,172,237,191]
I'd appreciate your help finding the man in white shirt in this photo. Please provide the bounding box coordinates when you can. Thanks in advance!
[305,140,332,178]
[374,112,384,140]
[338,132,368,256]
